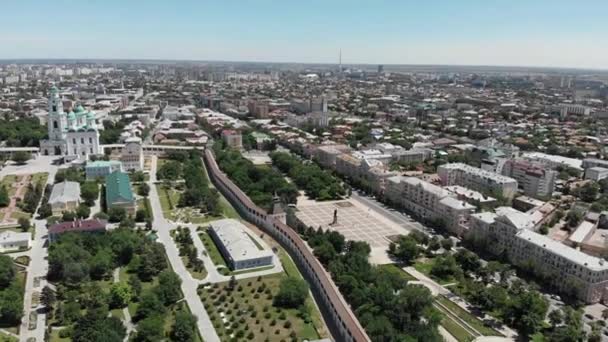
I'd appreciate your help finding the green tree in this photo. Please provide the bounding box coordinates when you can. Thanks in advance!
[135,292,165,321]
[76,204,91,219]
[108,207,127,223]
[80,181,99,206]
[390,235,420,265]
[273,276,309,309]
[134,315,164,342]
[109,282,132,309]
[0,255,15,287]
[0,185,9,207]
[171,309,197,342]
[138,183,150,197]
[156,270,182,305]
[41,285,56,313]
[18,217,30,232]
[11,151,30,164]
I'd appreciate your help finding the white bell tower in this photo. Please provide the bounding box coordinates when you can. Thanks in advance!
[48,85,66,140]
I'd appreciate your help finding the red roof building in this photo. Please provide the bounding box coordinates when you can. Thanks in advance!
[48,219,107,242]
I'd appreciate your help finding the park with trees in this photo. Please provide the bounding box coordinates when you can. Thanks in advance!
[270,151,346,201]
[0,255,25,334]
[46,227,198,341]
[213,140,299,209]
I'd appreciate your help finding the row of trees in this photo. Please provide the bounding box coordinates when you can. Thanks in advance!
[0,255,23,326]
[301,227,442,341]
[270,151,346,200]
[178,152,220,215]
[214,141,299,209]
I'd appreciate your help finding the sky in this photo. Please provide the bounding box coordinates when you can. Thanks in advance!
[1,0,608,69]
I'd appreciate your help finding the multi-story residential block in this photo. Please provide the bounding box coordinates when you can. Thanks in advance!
[221,129,243,149]
[469,208,608,304]
[501,159,556,199]
[523,152,583,171]
[314,144,351,169]
[438,163,518,199]
[582,158,608,170]
[385,176,474,235]
[585,167,608,181]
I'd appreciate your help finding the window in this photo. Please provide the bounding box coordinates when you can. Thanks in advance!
[52,105,57,112]
[89,137,92,144]
[72,138,76,144]
[90,147,93,153]
[81,138,84,144]
[53,121,58,129]
[74,148,77,155]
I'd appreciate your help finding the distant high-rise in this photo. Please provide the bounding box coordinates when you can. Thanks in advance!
[378,64,384,73]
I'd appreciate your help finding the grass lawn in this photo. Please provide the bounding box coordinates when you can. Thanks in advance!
[199,229,228,268]
[438,311,476,342]
[14,256,30,266]
[49,329,70,342]
[31,173,49,186]
[379,264,417,281]
[10,209,31,221]
[436,296,503,337]
[156,184,180,219]
[414,258,458,285]
[201,274,321,341]
[0,175,18,197]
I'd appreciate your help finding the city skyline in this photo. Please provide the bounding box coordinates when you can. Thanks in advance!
[2,0,608,70]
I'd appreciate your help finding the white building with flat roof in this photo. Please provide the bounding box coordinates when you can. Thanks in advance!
[523,152,583,171]
[208,219,274,270]
[0,230,31,252]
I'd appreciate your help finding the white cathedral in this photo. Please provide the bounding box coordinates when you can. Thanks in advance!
[40,85,101,159]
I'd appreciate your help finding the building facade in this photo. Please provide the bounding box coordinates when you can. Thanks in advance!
[469,209,608,303]
[121,137,144,171]
[501,160,556,199]
[86,160,123,180]
[438,163,518,199]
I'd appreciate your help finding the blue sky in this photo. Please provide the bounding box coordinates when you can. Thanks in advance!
[1,0,607,69]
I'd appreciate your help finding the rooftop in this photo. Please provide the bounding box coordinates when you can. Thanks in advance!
[209,219,273,263]
[49,181,81,204]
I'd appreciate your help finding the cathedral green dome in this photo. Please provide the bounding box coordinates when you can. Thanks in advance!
[74,105,85,113]
[87,111,96,119]
[67,111,76,120]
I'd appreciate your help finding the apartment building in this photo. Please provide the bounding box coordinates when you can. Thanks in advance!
[583,158,608,170]
[438,163,518,199]
[585,167,608,181]
[501,159,557,199]
[385,176,474,235]
[469,208,608,303]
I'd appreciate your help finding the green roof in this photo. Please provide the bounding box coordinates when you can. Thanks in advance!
[105,171,134,206]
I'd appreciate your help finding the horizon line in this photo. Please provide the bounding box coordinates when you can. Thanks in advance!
[0,57,607,73]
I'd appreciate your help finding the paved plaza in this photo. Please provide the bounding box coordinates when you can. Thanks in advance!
[295,200,401,249]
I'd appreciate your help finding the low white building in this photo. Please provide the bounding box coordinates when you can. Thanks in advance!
[208,219,274,270]
[0,230,31,252]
